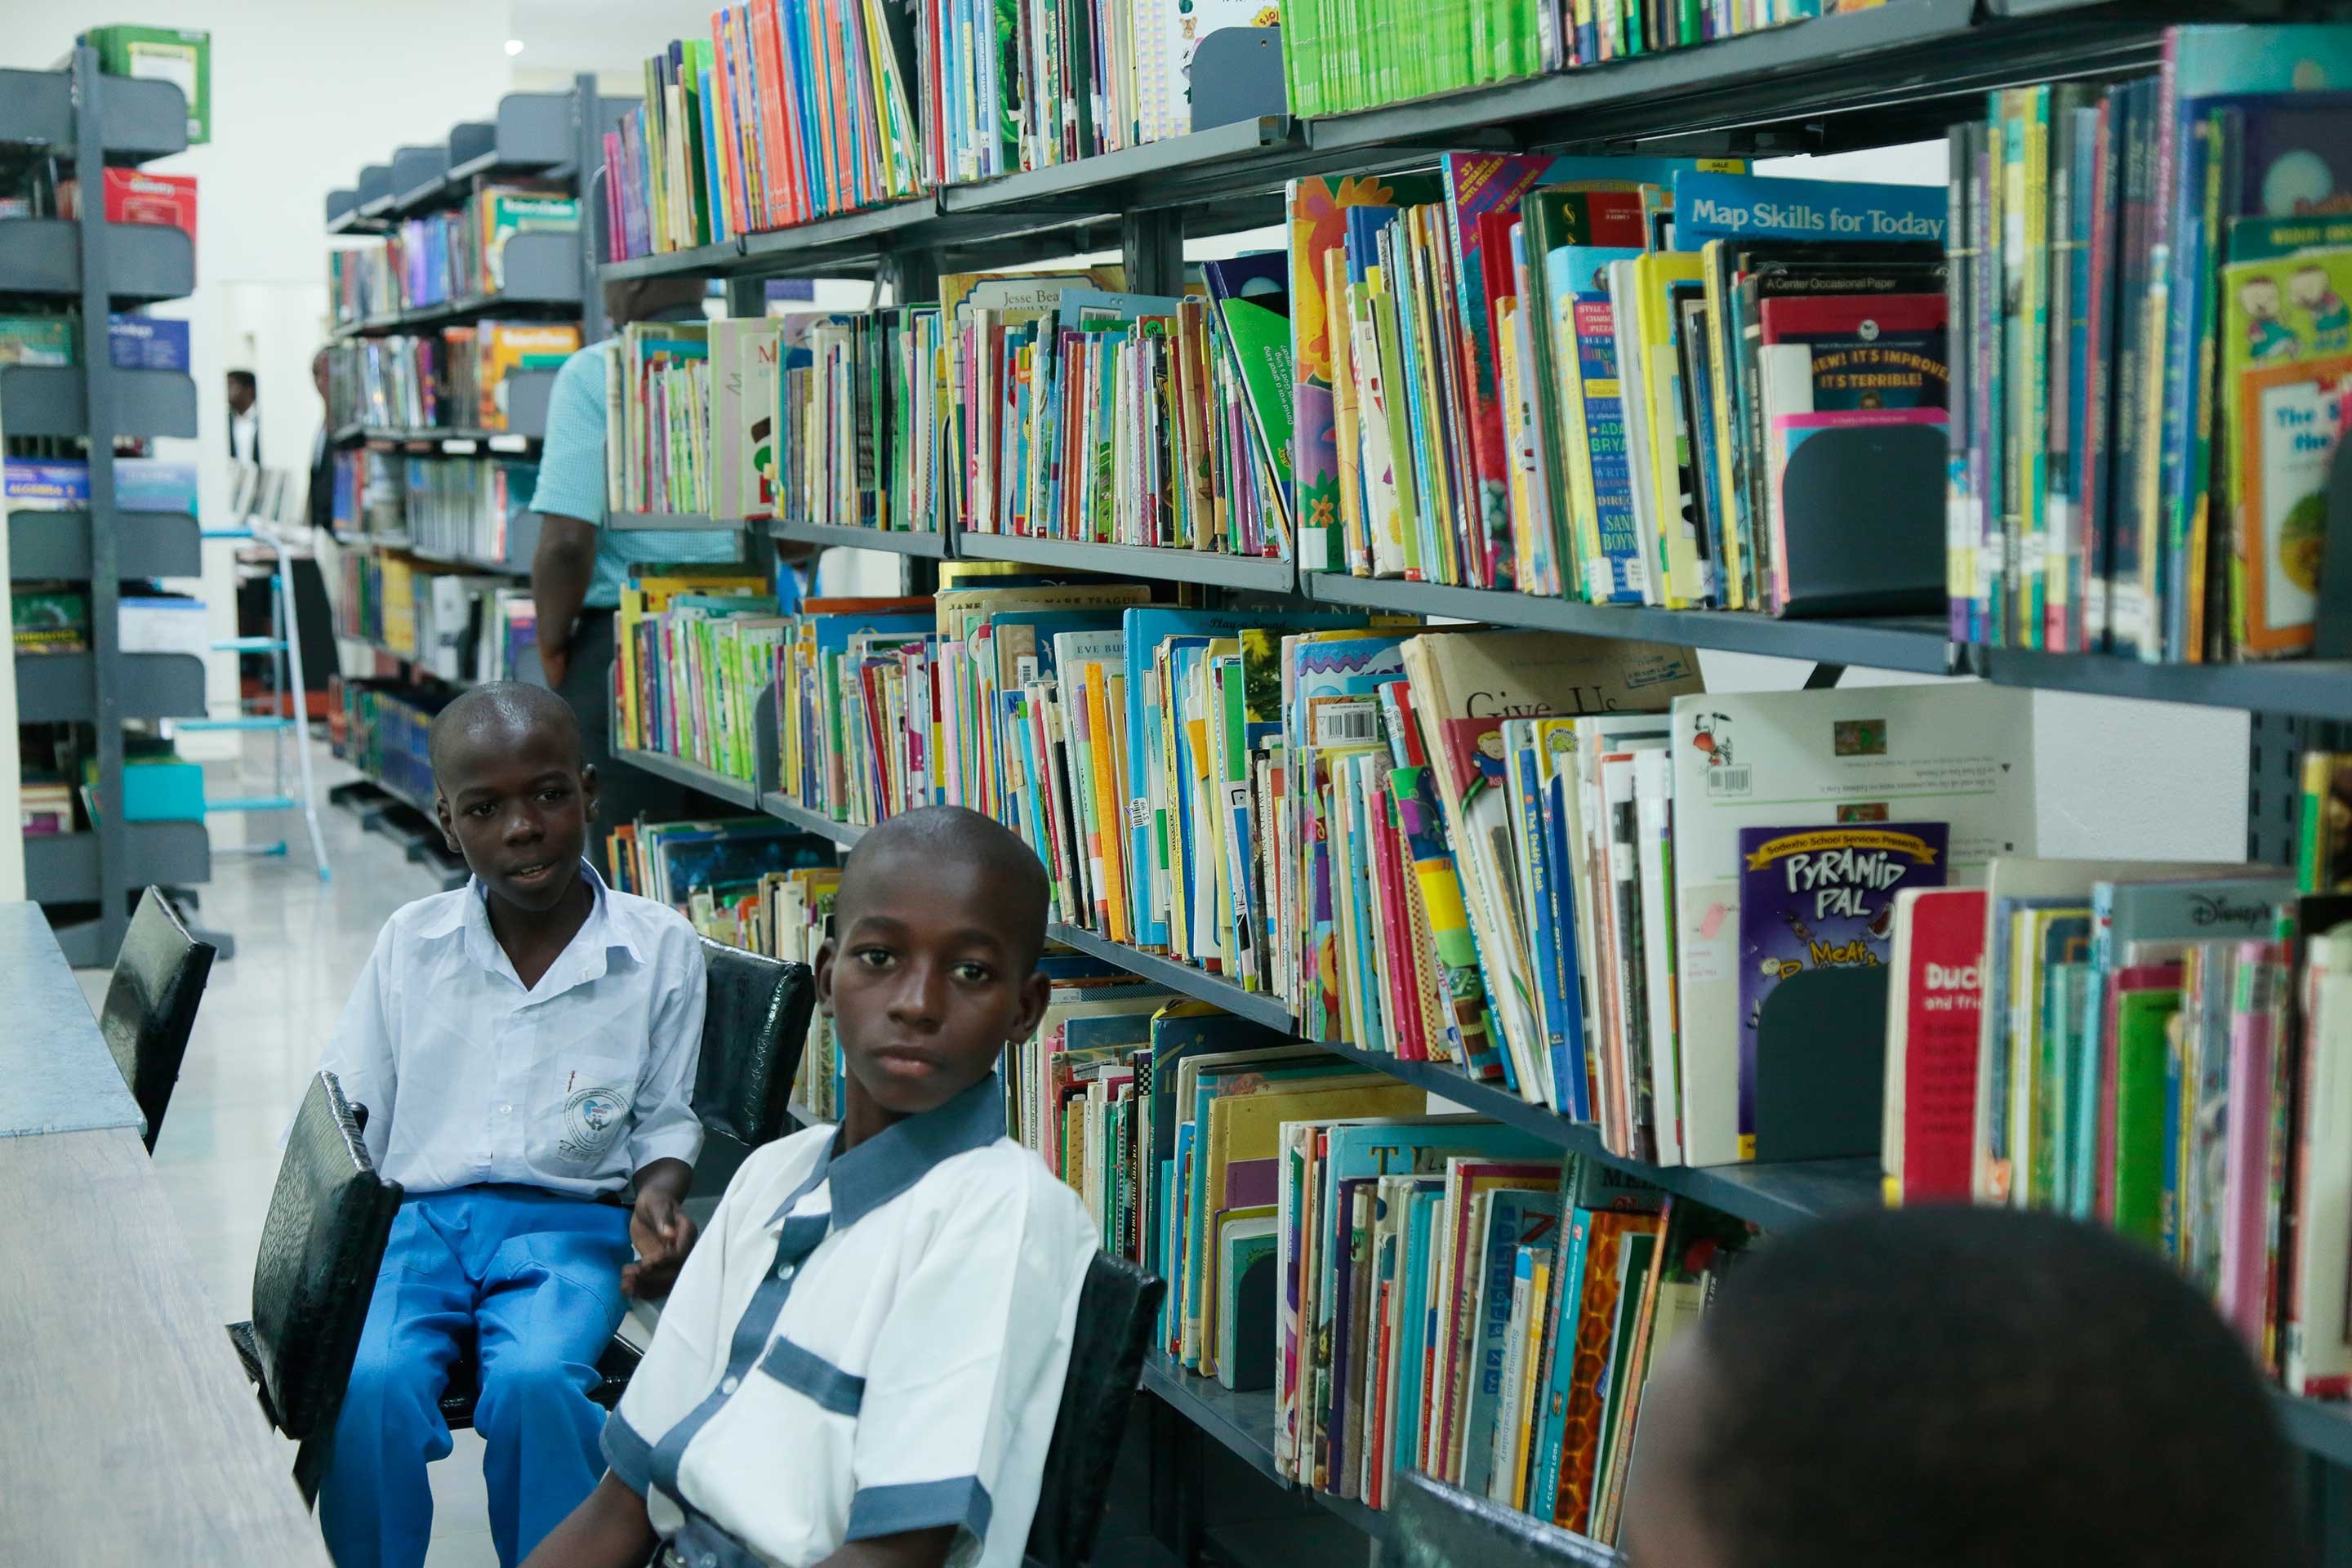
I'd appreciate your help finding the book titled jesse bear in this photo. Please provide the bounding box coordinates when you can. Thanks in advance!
[1737,821,1950,1134]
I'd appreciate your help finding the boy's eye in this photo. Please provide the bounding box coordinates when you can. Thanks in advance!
[853,947,896,969]
[537,786,568,804]
[466,801,497,819]
[953,961,993,984]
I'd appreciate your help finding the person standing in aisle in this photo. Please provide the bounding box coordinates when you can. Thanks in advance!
[227,367,261,463]
[528,277,806,877]
[309,347,336,532]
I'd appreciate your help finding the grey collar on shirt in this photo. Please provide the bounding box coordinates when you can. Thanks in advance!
[771,1073,1007,1229]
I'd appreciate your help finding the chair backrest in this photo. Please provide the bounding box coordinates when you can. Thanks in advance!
[1391,1472,1625,1568]
[98,885,216,1153]
[1027,1254,1165,1568]
[250,1070,403,1441]
[693,938,814,1147]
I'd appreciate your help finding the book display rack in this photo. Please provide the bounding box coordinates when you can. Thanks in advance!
[581,0,2352,1557]
[321,78,629,866]
[2,51,210,967]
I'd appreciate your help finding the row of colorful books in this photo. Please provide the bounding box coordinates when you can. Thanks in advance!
[336,680,443,808]
[327,180,581,323]
[1009,989,1756,1540]
[744,578,2061,1178]
[1882,859,2352,1401]
[333,550,539,685]
[612,564,787,782]
[1948,28,2352,662]
[608,318,718,517]
[400,457,539,567]
[604,11,924,263]
[325,323,580,433]
[1290,0,1894,120]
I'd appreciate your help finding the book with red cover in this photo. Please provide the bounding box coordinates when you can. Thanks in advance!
[62,169,197,245]
[1888,887,1989,1204]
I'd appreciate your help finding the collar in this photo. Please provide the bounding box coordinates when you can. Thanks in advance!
[416,859,642,981]
[770,1073,1006,1230]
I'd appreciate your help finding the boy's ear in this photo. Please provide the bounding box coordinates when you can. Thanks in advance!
[579,763,599,824]
[812,936,836,1016]
[1008,964,1050,1045]
[434,790,461,856]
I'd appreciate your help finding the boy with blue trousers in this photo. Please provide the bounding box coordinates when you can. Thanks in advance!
[313,683,708,1568]
[523,804,1096,1568]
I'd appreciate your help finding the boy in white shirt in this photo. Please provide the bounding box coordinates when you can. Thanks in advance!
[314,683,708,1568]
[524,804,1096,1568]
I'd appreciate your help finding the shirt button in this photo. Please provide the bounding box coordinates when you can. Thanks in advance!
[721,1376,739,1394]
[777,1263,795,1281]
[500,1103,512,1115]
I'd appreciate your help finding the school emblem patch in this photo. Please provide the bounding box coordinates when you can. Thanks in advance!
[558,1083,631,1160]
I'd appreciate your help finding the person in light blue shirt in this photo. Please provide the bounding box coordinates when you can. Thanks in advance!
[528,277,808,872]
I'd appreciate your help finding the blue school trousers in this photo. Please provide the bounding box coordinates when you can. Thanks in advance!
[318,1184,633,1568]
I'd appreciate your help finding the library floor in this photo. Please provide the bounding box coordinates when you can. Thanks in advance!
[82,732,1191,1568]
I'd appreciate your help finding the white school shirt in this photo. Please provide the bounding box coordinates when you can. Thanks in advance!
[604,1075,1095,1568]
[316,862,707,1197]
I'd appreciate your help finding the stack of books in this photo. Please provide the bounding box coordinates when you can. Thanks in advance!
[1289,0,1892,119]
[1882,859,2352,1401]
[328,180,580,320]
[608,319,713,516]
[336,679,446,806]
[401,457,538,564]
[1945,25,2352,662]
[604,13,925,262]
[611,564,784,783]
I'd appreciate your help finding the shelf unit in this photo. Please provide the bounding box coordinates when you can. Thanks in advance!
[321,78,622,780]
[3,50,204,965]
[586,0,2352,1555]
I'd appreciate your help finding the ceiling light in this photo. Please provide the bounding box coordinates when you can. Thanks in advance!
[504,38,525,56]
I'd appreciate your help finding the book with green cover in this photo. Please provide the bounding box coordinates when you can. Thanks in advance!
[82,24,210,143]
[1204,252,1297,551]
[2110,964,2185,1241]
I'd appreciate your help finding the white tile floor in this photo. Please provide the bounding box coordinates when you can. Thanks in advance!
[79,739,503,1568]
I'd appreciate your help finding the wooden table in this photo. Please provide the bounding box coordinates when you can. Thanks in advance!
[0,906,332,1566]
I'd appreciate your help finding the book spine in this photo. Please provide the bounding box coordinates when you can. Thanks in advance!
[1947,123,1978,645]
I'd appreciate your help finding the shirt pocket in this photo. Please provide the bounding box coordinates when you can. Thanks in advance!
[534,1026,642,1171]
[689,1341,858,1563]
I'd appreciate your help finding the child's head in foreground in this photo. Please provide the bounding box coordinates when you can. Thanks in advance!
[1622,1205,2300,1568]
[815,804,1051,1118]
[427,682,598,912]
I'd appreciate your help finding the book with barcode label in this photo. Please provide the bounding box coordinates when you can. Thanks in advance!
[1671,684,2039,1167]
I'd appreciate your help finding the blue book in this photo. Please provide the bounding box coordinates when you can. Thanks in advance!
[1548,246,1646,603]
[1458,1184,1564,1498]
[1527,1207,1593,1512]
[1393,1186,1445,1483]
[1541,764,1592,1121]
[1670,172,1947,254]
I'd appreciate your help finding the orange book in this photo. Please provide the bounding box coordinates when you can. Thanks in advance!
[1550,1208,1665,1533]
[749,0,800,227]
[1085,662,1132,943]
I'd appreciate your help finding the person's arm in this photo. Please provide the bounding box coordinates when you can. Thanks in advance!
[623,1155,693,1298]
[519,1472,657,1568]
[526,345,611,690]
[623,931,709,1298]
[533,513,598,689]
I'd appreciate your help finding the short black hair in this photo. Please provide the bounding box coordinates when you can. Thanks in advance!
[837,805,1051,972]
[425,682,584,783]
[1690,1206,2298,1568]
[226,369,256,390]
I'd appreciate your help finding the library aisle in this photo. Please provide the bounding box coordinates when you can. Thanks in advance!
[78,734,507,1568]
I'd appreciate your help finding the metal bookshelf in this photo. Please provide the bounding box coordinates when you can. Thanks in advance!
[758,791,867,849]
[3,51,205,967]
[768,519,954,559]
[320,78,620,768]
[584,0,2352,1554]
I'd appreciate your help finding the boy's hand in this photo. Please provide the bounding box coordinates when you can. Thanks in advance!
[624,1158,697,1298]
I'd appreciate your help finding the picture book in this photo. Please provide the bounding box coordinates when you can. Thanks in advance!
[2218,230,2351,658]
[1882,887,1989,1205]
[1672,684,2038,1166]
[1739,821,1949,1139]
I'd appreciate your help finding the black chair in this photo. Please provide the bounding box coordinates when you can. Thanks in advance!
[1027,1254,1165,1568]
[99,885,217,1152]
[438,942,817,1431]
[1391,1471,1625,1568]
[224,1070,404,1505]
